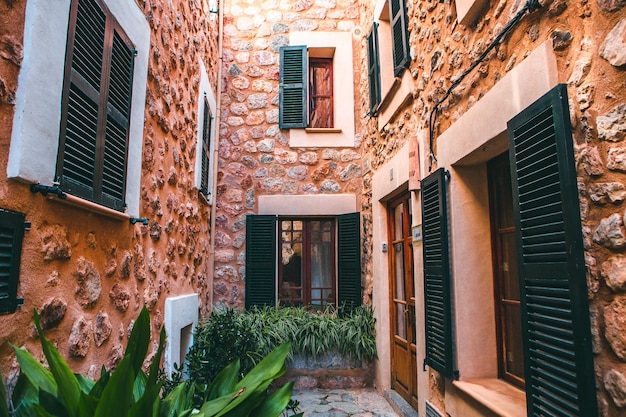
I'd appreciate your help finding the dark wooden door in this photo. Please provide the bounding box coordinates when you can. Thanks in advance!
[389,192,418,409]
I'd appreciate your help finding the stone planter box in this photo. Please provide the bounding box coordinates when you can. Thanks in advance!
[277,351,374,389]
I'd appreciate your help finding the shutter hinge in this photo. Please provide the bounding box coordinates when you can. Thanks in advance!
[23,222,31,231]
[30,184,67,200]
[15,298,24,308]
[130,217,149,225]
[423,358,427,371]
[133,49,138,57]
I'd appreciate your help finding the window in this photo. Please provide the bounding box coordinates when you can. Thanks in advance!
[55,0,135,212]
[245,212,361,309]
[200,97,213,198]
[279,46,336,129]
[367,0,410,115]
[279,219,336,307]
[0,209,25,315]
[488,153,524,388]
[194,59,217,203]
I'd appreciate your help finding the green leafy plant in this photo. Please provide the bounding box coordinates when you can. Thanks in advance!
[2,307,294,417]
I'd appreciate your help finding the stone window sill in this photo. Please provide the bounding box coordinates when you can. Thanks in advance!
[305,128,342,133]
[48,193,130,222]
[453,379,526,416]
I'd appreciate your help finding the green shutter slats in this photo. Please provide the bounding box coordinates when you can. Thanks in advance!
[389,0,409,77]
[421,168,455,379]
[367,23,381,114]
[279,45,307,129]
[245,215,277,308]
[337,212,362,308]
[200,98,212,196]
[508,84,597,417]
[73,0,105,90]
[0,209,25,315]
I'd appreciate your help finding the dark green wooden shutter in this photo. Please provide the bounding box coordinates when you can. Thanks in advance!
[367,23,381,114]
[389,0,410,77]
[507,84,597,417]
[422,168,455,379]
[101,28,134,211]
[245,215,277,308]
[200,97,212,198]
[0,209,25,315]
[279,45,307,129]
[337,212,362,308]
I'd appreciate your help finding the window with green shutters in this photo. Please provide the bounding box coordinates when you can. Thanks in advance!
[421,168,455,379]
[366,23,381,115]
[0,209,25,315]
[507,84,597,416]
[245,213,362,309]
[56,0,135,212]
[200,96,213,199]
[389,0,410,77]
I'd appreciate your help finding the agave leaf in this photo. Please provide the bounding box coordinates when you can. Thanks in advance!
[33,311,81,416]
[11,345,56,397]
[249,382,293,417]
[205,360,239,401]
[93,355,135,417]
[125,307,151,375]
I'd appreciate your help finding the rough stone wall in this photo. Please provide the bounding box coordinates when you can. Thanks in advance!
[0,0,219,379]
[213,0,363,308]
[356,0,626,413]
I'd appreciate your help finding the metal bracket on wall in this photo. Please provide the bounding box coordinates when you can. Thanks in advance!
[130,217,149,225]
[30,184,67,200]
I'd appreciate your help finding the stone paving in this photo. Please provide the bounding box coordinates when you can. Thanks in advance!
[292,388,399,417]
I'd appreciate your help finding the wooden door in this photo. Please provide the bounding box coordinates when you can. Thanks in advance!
[389,192,418,409]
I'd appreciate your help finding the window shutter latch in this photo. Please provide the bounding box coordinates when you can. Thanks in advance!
[30,184,67,200]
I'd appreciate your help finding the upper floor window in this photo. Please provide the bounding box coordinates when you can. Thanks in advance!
[200,96,213,198]
[56,0,135,212]
[309,58,334,128]
[194,59,217,204]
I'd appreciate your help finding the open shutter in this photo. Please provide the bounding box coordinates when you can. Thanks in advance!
[338,212,362,308]
[279,45,307,129]
[367,23,381,114]
[422,168,455,379]
[101,28,134,211]
[200,97,212,198]
[58,0,106,202]
[507,84,597,417]
[245,215,277,308]
[389,0,410,77]
[0,209,25,315]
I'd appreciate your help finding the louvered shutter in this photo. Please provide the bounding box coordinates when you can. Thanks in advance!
[422,168,455,379]
[58,0,105,202]
[245,215,277,308]
[389,0,410,77]
[200,97,212,198]
[507,84,597,417]
[101,28,134,211]
[338,212,362,308]
[279,45,307,129]
[0,209,25,315]
[367,23,381,114]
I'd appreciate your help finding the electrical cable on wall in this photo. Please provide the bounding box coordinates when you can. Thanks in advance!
[427,0,542,168]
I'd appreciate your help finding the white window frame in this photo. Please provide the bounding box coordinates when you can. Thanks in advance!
[194,59,217,204]
[7,0,150,216]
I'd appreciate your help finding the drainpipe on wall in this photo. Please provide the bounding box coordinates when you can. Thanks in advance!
[207,0,224,311]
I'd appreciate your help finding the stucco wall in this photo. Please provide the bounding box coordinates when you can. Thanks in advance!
[0,0,219,379]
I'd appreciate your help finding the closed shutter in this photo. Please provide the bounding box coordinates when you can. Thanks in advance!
[367,23,381,114]
[200,97,212,198]
[58,0,106,202]
[0,209,25,315]
[245,215,277,308]
[337,212,362,308]
[421,168,455,379]
[389,0,410,77]
[507,84,597,416]
[279,45,307,129]
[101,28,134,211]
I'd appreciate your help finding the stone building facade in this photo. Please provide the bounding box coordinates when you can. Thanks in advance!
[0,0,219,379]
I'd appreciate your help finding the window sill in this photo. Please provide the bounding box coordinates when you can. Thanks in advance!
[452,379,526,417]
[47,193,130,222]
[305,128,342,134]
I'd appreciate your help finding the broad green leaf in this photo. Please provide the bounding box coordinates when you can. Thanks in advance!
[128,381,161,417]
[215,378,272,417]
[125,307,151,375]
[75,373,95,394]
[38,388,69,416]
[12,345,56,396]
[76,391,99,416]
[133,371,147,402]
[93,355,135,417]
[30,404,58,417]
[205,360,239,400]
[33,311,81,416]
[250,382,293,417]
[195,392,238,417]
[89,367,110,399]
[161,382,194,417]
[233,343,290,392]
[146,327,166,388]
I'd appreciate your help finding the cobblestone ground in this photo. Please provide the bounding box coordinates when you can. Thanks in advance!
[291,388,399,417]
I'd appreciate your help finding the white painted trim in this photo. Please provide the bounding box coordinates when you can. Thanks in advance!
[7,0,150,216]
[258,194,357,215]
[164,294,199,377]
[194,59,218,204]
